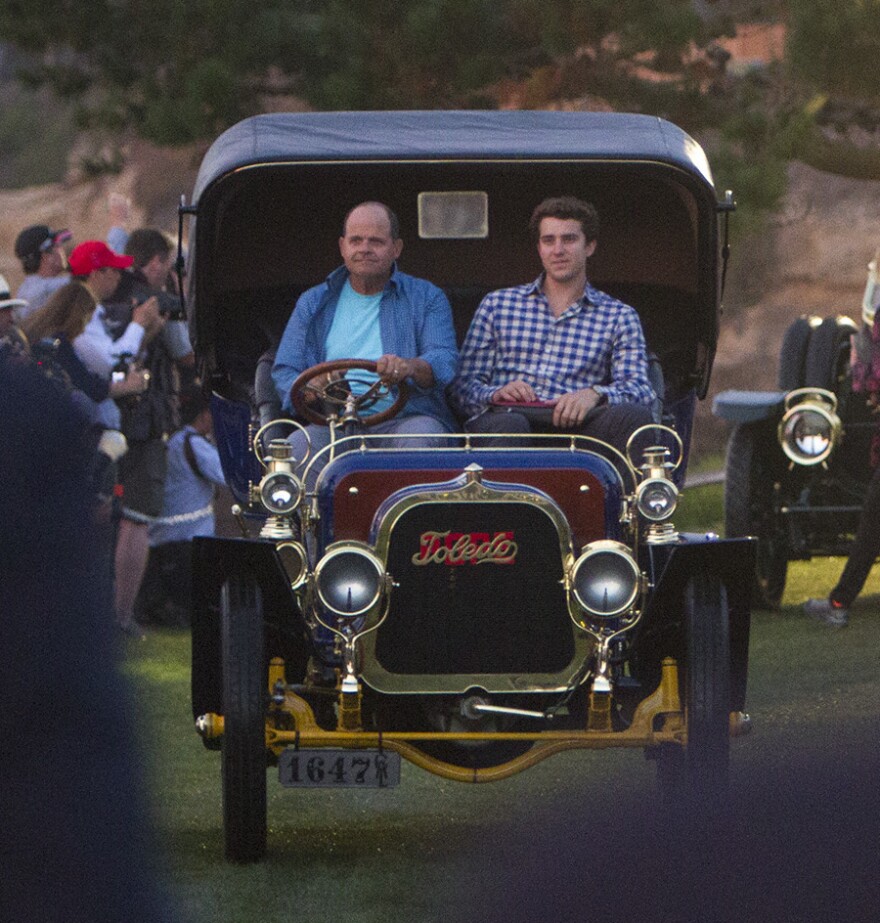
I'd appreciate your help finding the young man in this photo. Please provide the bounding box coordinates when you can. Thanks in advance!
[272,201,458,465]
[450,196,655,455]
[13,224,72,320]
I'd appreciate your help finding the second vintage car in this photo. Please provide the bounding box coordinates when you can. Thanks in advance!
[714,252,879,608]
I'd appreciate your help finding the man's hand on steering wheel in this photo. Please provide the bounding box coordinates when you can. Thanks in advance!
[375,354,412,386]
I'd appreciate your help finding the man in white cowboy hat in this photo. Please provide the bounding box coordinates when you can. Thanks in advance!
[13,224,73,321]
[0,272,29,347]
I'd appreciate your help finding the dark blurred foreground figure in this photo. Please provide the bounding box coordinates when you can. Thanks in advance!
[0,357,175,923]
[463,749,880,923]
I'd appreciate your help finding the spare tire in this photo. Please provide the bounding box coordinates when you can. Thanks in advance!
[777,315,819,391]
[803,315,858,392]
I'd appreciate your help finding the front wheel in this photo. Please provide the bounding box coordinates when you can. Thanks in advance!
[724,423,788,609]
[221,574,268,863]
[656,574,731,799]
[683,574,731,791]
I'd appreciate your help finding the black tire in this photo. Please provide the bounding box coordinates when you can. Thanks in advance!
[803,315,858,391]
[656,575,731,800]
[777,315,818,390]
[724,423,788,609]
[682,574,731,792]
[221,574,268,863]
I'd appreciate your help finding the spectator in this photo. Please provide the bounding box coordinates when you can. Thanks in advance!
[0,355,176,923]
[0,272,28,344]
[105,226,193,369]
[68,240,163,637]
[449,196,655,456]
[20,281,150,423]
[804,310,880,627]
[20,280,148,634]
[138,385,225,628]
[13,224,72,320]
[68,240,162,431]
[99,229,192,639]
[272,201,458,471]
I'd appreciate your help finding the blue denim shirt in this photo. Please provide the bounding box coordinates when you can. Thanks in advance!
[272,265,459,430]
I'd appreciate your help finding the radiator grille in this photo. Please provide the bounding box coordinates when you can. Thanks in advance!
[374,501,573,675]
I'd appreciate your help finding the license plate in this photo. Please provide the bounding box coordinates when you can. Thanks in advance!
[278,748,401,788]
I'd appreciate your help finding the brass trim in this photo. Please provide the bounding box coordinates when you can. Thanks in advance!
[255,658,690,782]
[354,470,595,693]
[302,431,634,496]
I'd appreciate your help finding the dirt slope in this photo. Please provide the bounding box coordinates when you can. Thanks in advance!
[698,160,880,456]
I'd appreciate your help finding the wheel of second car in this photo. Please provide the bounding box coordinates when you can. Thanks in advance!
[777,315,819,391]
[724,422,788,609]
[803,315,858,392]
[221,573,268,863]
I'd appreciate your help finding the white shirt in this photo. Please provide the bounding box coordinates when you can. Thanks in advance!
[72,304,147,430]
[73,304,146,377]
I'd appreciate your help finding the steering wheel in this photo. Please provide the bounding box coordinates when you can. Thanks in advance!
[290,359,410,427]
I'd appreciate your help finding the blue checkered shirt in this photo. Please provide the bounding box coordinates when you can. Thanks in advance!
[449,276,655,420]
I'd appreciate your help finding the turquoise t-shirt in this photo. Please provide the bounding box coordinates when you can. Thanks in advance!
[324,280,392,413]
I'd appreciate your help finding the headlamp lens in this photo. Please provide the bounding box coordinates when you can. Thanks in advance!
[780,406,836,465]
[570,541,640,618]
[259,471,302,515]
[315,547,385,617]
[636,478,678,522]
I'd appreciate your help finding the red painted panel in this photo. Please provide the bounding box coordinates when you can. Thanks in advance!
[331,467,609,549]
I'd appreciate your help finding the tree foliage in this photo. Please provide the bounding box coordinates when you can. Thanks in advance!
[0,0,706,143]
[787,0,880,101]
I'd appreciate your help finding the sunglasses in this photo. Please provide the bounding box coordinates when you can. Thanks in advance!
[38,231,72,252]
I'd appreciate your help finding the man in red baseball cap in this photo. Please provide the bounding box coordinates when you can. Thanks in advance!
[68,241,164,638]
[69,239,134,282]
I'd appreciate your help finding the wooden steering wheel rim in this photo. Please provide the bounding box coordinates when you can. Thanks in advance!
[290,359,409,427]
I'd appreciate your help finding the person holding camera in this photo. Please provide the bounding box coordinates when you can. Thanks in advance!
[67,241,163,429]
[100,228,194,637]
[66,240,165,637]
[21,281,151,414]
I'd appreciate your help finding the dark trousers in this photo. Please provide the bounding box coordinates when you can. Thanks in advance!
[831,462,880,607]
[466,402,655,459]
[136,540,193,626]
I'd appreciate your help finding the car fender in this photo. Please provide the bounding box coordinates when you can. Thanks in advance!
[633,536,754,711]
[712,389,786,424]
[191,536,308,726]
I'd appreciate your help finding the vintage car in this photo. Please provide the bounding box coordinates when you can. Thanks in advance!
[183,110,754,862]
[714,252,880,608]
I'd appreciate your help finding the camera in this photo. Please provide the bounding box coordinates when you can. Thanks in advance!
[137,290,186,322]
[111,352,134,384]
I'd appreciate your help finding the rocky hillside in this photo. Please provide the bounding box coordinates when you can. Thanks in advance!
[702,159,880,455]
[0,138,202,292]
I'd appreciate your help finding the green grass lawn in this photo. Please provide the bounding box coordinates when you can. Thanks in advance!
[122,483,880,922]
